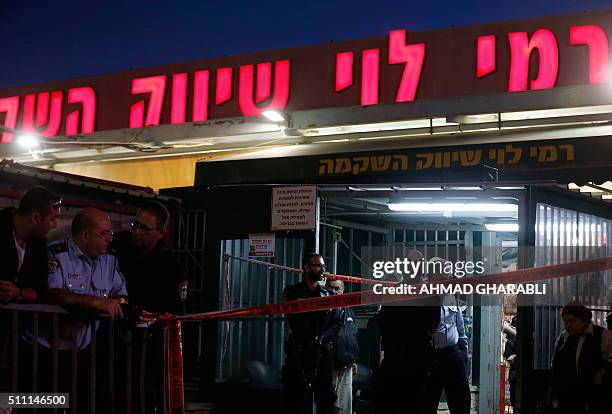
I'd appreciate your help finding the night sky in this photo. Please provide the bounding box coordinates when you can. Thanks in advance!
[1,0,612,89]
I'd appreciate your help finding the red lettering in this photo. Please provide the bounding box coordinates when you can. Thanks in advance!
[570,25,609,85]
[238,60,291,116]
[508,29,558,92]
[256,62,272,103]
[388,29,426,102]
[335,52,354,92]
[0,96,19,143]
[65,87,96,135]
[477,35,496,78]
[22,91,62,137]
[130,75,166,128]
[215,67,233,105]
[361,49,380,105]
[171,73,188,124]
[193,70,210,122]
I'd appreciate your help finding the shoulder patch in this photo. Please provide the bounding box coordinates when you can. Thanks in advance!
[49,242,68,254]
[48,256,60,274]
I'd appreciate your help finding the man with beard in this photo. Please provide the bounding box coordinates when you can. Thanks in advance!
[0,186,61,304]
[282,253,343,414]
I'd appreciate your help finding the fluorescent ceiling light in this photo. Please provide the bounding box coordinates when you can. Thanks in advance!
[446,186,482,190]
[493,186,525,190]
[485,223,519,232]
[17,134,40,149]
[388,202,518,212]
[299,117,452,136]
[394,186,443,191]
[261,110,285,122]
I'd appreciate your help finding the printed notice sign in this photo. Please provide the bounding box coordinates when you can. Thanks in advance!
[271,186,317,231]
[248,233,276,257]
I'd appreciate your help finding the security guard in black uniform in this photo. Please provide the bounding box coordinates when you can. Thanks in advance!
[375,250,441,414]
[282,253,343,414]
[109,200,187,414]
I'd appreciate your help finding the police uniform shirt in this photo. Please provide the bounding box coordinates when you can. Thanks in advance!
[433,303,468,352]
[46,237,127,350]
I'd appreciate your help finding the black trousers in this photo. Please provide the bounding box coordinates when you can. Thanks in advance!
[424,345,471,414]
[375,346,434,414]
[282,349,337,414]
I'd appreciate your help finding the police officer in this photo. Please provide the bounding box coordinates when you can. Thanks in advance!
[109,200,187,315]
[109,200,187,413]
[46,207,127,335]
[376,250,441,414]
[44,207,127,411]
[0,186,61,304]
[283,253,343,414]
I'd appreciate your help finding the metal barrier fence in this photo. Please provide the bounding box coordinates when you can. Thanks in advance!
[0,303,172,414]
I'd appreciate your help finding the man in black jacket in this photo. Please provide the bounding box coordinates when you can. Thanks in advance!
[109,200,187,413]
[326,279,359,414]
[0,186,61,304]
[109,200,187,315]
[375,250,441,414]
[0,186,61,392]
[283,253,343,414]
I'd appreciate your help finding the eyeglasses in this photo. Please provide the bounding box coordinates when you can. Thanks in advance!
[131,220,158,233]
[51,199,63,209]
[94,229,113,239]
[328,285,342,291]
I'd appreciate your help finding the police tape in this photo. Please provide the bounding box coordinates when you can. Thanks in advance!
[178,256,612,321]
[223,254,399,286]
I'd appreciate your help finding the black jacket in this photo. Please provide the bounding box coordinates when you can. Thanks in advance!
[333,307,359,368]
[378,296,441,351]
[109,230,187,315]
[0,207,47,301]
[283,281,343,346]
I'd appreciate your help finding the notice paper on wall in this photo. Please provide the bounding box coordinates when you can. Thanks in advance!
[248,233,276,257]
[271,186,317,231]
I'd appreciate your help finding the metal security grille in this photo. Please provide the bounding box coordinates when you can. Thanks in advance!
[174,208,206,311]
[216,238,303,381]
[533,203,612,369]
[172,208,206,388]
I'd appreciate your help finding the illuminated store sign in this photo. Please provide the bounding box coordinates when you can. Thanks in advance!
[1,12,610,142]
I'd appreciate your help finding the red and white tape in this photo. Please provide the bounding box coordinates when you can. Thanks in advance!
[223,254,399,287]
[181,256,612,321]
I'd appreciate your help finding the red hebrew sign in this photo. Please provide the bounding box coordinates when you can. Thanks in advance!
[1,10,611,142]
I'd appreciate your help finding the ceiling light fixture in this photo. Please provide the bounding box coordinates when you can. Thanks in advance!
[387,202,518,212]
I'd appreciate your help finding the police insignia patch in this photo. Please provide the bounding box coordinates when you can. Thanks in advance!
[48,257,59,273]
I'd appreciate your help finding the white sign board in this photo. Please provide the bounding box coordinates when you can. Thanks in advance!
[248,233,276,257]
[271,186,317,231]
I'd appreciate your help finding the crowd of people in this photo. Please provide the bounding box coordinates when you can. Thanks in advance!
[283,252,612,414]
[0,186,187,412]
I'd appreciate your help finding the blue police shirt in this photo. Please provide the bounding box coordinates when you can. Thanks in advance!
[44,237,127,350]
[433,295,468,356]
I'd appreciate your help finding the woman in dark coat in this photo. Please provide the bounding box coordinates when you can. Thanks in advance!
[550,302,612,414]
